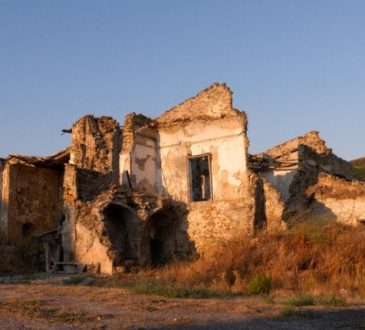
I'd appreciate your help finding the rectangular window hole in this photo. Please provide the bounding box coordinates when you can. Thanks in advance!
[189,155,212,202]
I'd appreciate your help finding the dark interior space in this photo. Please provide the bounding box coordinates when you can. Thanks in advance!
[189,155,211,201]
[104,204,136,266]
[147,209,179,267]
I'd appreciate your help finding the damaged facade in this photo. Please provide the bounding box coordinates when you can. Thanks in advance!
[1,83,364,273]
[249,131,365,225]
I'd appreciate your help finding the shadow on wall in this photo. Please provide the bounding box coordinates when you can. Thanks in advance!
[253,177,266,231]
[0,200,8,243]
[103,203,141,267]
[140,204,196,267]
[103,201,196,268]
[285,197,338,225]
[253,144,344,226]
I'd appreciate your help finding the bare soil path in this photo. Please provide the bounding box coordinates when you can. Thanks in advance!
[0,282,365,329]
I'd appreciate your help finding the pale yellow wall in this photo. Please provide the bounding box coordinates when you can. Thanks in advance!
[158,116,247,203]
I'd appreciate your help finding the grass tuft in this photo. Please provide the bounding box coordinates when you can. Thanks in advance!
[247,275,272,295]
[284,294,316,307]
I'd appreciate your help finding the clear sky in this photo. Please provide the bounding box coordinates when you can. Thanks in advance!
[1,0,364,160]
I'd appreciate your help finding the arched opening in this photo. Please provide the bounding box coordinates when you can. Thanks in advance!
[146,209,180,267]
[103,204,138,266]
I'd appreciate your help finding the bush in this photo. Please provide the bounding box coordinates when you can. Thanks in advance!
[247,275,272,295]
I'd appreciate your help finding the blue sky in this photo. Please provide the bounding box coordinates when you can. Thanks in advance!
[1,0,364,160]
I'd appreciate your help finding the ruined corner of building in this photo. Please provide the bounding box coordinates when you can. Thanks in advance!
[249,129,365,228]
[1,82,364,275]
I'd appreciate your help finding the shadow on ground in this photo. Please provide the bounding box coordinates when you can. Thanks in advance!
[157,308,365,330]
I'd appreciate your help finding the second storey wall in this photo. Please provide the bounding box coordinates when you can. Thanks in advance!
[157,116,248,204]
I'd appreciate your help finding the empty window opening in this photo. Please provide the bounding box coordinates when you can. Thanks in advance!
[189,155,212,201]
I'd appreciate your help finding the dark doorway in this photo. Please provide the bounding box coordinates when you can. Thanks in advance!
[103,204,137,266]
[147,210,179,267]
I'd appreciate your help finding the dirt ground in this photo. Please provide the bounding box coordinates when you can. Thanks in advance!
[1,280,365,329]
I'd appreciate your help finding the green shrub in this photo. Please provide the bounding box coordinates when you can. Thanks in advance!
[247,275,272,295]
[284,294,315,306]
[353,167,365,181]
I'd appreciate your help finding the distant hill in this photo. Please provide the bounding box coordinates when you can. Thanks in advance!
[351,157,365,181]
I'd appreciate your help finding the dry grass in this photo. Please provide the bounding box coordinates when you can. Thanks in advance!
[130,221,365,297]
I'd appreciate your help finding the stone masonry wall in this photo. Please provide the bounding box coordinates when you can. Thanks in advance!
[70,115,120,184]
[6,164,63,245]
[0,160,6,239]
[156,83,243,126]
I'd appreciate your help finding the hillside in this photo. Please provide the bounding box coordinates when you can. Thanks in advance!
[352,157,365,181]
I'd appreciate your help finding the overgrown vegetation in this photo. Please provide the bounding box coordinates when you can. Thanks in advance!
[352,157,365,181]
[85,221,365,300]
[143,221,365,296]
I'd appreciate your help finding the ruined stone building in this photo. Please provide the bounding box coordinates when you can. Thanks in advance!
[1,83,364,273]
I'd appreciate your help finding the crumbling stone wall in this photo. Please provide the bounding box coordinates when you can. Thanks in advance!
[70,115,120,185]
[262,178,287,231]
[63,115,122,263]
[264,131,330,159]
[153,84,257,251]
[69,187,192,273]
[187,173,258,253]
[2,163,63,245]
[303,173,365,225]
[72,189,141,273]
[256,131,352,203]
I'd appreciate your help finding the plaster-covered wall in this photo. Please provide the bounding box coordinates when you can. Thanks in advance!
[130,132,161,195]
[158,116,247,203]
[154,84,254,251]
[263,170,298,203]
[306,173,365,225]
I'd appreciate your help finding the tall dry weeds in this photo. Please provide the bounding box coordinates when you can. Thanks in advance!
[153,221,365,295]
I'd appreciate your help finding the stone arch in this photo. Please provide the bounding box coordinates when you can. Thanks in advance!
[143,208,181,267]
[103,203,139,267]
